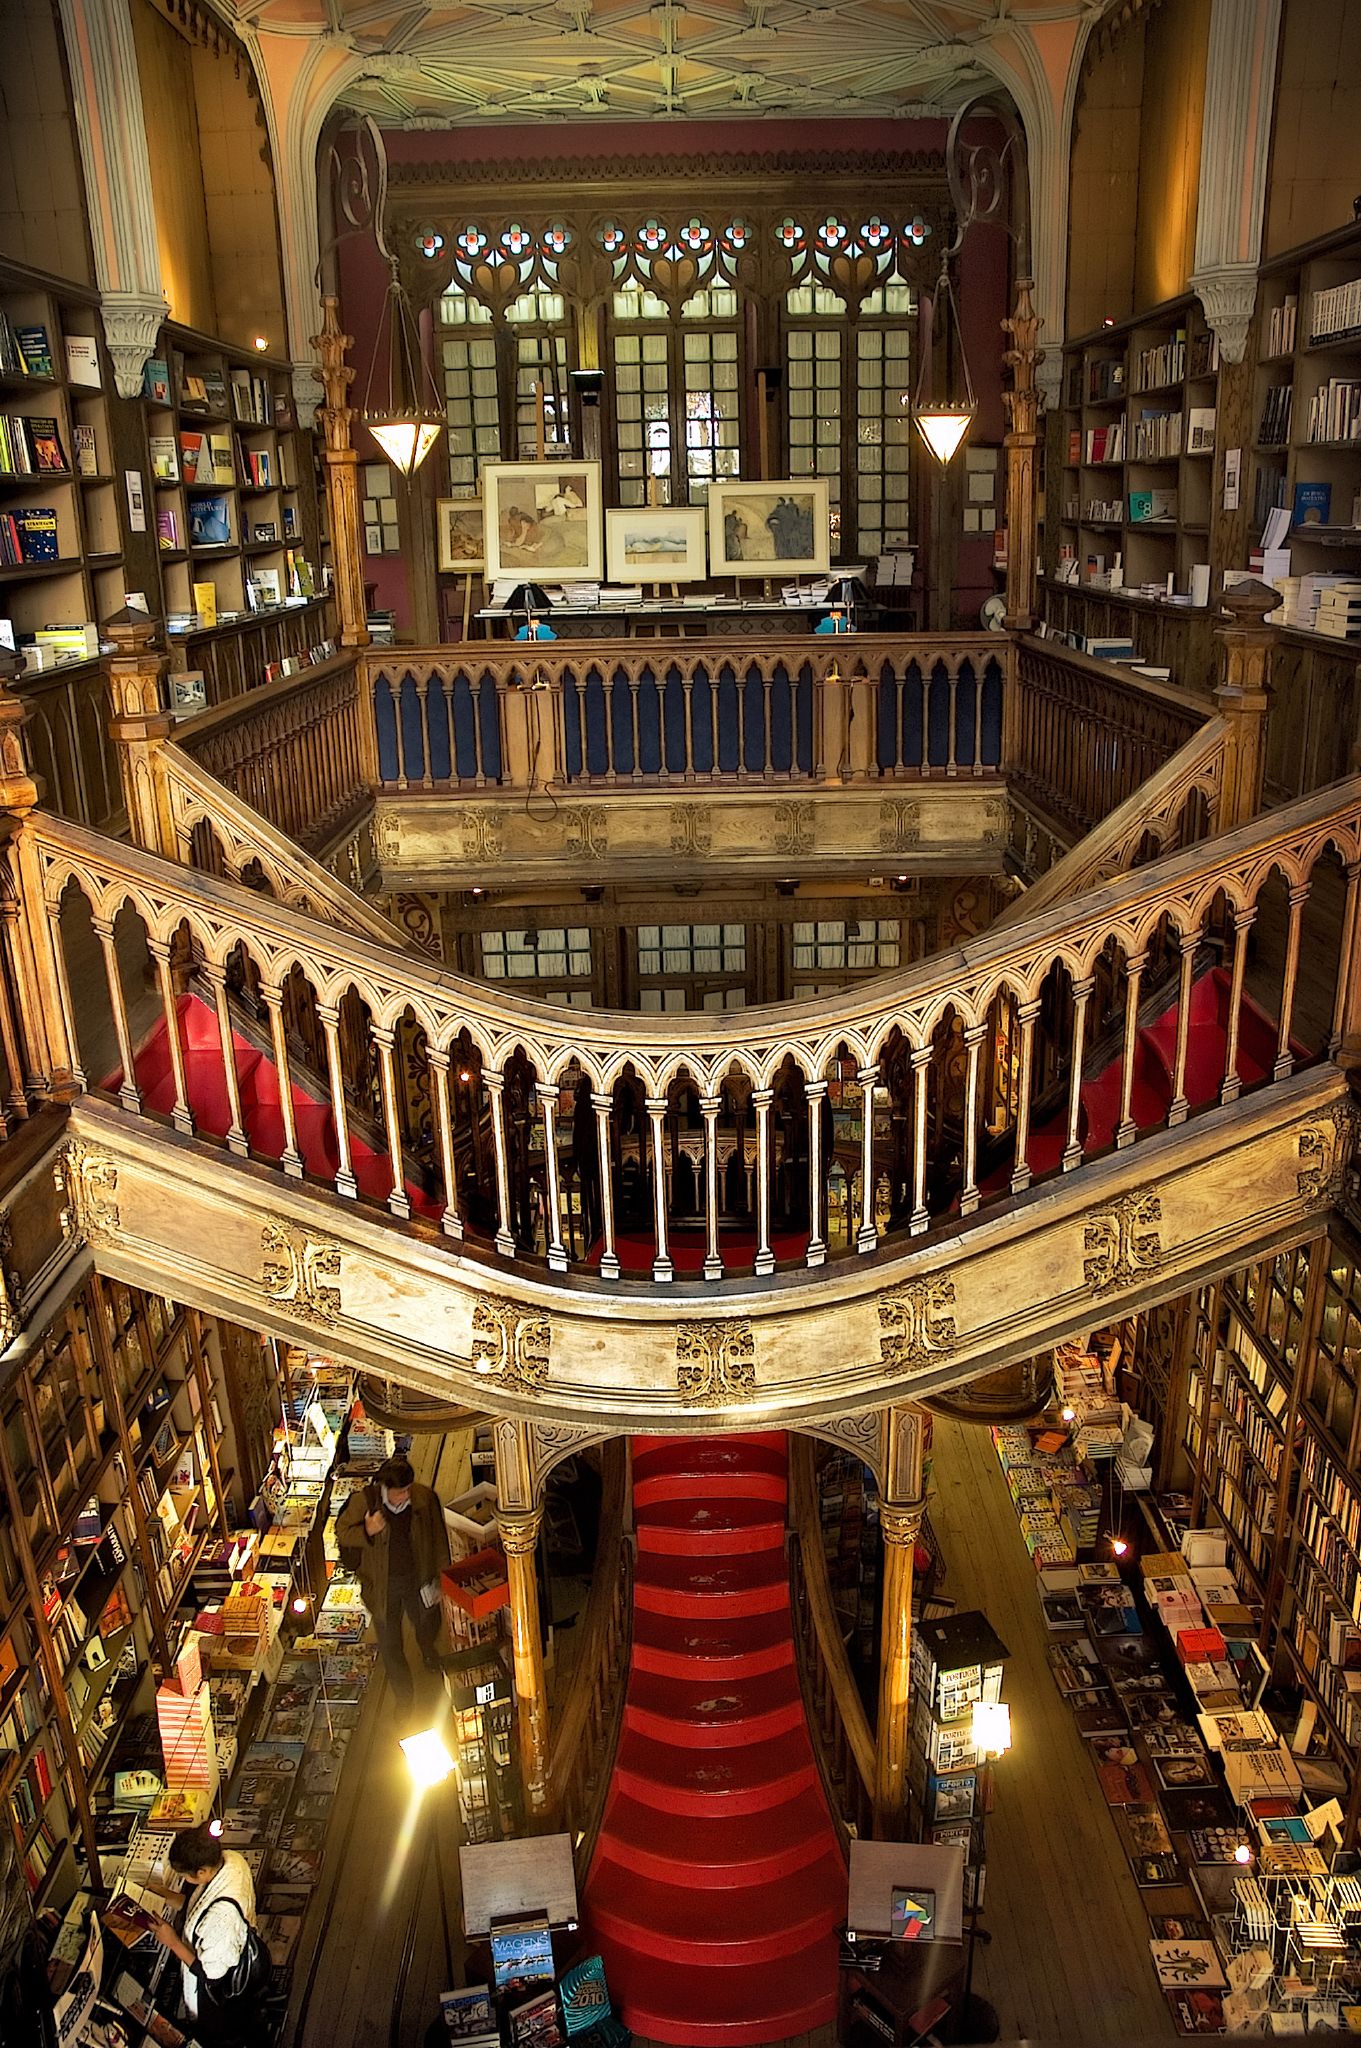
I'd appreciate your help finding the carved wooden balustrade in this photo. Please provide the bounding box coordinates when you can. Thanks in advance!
[173,652,374,859]
[548,1441,632,1856]
[788,1435,875,1844]
[13,773,1360,1288]
[364,635,1011,794]
[18,662,121,834]
[1007,636,1209,843]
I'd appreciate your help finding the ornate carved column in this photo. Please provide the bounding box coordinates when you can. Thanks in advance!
[1213,580,1280,830]
[370,1025,412,1219]
[318,1005,358,1198]
[1221,908,1257,1101]
[312,296,371,651]
[1190,0,1283,365]
[1001,279,1044,631]
[1116,951,1148,1147]
[873,1496,926,1840]
[148,939,193,1136]
[105,613,176,860]
[1168,933,1204,1126]
[804,1079,827,1267]
[752,1087,775,1277]
[93,918,140,1113]
[645,1096,673,1283]
[591,1093,620,1279]
[1062,978,1095,1171]
[1009,999,1039,1192]
[959,1024,986,1216]
[536,1082,568,1273]
[909,1046,932,1235]
[856,1066,879,1254]
[485,1070,516,1257]
[204,963,248,1157]
[0,653,76,1100]
[260,985,303,1177]
[700,1093,723,1281]
[427,1047,462,1237]
[54,0,168,396]
[497,1506,551,1822]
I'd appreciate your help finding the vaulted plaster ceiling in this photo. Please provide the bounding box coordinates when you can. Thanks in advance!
[222,0,1113,125]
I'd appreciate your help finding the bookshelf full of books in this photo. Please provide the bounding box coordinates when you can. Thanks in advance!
[906,1611,1009,1907]
[142,324,317,632]
[0,258,123,674]
[1053,293,1218,609]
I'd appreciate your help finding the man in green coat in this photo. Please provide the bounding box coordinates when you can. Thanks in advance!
[336,1454,450,1712]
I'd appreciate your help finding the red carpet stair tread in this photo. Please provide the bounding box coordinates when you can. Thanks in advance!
[585,1433,843,2046]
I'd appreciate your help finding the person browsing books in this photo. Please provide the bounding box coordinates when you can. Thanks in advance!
[336,1453,451,1713]
[150,1823,261,2047]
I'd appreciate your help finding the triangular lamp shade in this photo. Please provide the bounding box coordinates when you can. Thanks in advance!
[914,404,975,466]
[366,414,443,477]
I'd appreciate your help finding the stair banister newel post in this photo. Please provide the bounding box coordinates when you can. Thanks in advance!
[1168,930,1203,1127]
[873,1497,926,1840]
[260,984,303,1177]
[1062,978,1095,1171]
[1332,860,1361,1063]
[149,938,194,1137]
[752,1087,775,1277]
[104,613,178,861]
[1001,277,1043,632]
[1116,951,1148,1148]
[498,1506,552,1823]
[485,1070,517,1257]
[590,1092,620,1279]
[426,1047,463,1238]
[536,1082,568,1273]
[700,1093,723,1281]
[1221,908,1256,1103]
[856,1065,879,1253]
[645,1096,673,1284]
[908,1046,932,1236]
[203,964,248,1156]
[804,1079,828,1267]
[318,1004,358,1199]
[1212,579,1279,831]
[1275,884,1310,1081]
[93,918,141,1116]
[370,1025,412,1219]
[959,1024,986,1216]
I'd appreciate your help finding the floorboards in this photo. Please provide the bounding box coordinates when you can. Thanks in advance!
[927,1413,1177,2042]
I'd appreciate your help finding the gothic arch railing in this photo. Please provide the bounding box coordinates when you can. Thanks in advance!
[15,773,1361,1292]
[787,1434,875,1844]
[547,1439,632,1856]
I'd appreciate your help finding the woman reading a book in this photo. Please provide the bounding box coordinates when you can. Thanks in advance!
[151,1823,262,2045]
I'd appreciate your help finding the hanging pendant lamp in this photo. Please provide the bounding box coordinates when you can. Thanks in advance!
[363,258,445,478]
[908,251,977,466]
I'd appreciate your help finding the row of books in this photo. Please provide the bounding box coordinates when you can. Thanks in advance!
[1087,358,1125,403]
[0,313,53,380]
[0,505,59,563]
[0,412,67,475]
[1085,420,1127,463]
[1133,329,1186,392]
[1131,409,1183,460]
[1305,377,1361,445]
[1314,582,1361,641]
[1266,293,1299,358]
[1310,276,1361,344]
[1258,382,1293,446]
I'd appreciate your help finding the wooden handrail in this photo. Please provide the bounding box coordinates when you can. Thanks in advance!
[787,1435,875,1844]
[548,1440,633,1862]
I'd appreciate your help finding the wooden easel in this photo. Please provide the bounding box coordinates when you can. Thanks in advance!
[645,472,680,601]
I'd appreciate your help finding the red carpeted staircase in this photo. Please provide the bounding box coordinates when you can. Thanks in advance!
[584,1432,843,2047]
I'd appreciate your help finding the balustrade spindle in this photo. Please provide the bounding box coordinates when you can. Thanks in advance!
[537,1082,568,1273]
[856,1065,879,1253]
[707,671,721,775]
[1116,951,1147,1147]
[93,919,140,1115]
[628,678,643,785]
[753,1088,775,1276]
[946,669,959,777]
[260,984,302,1176]
[909,1045,931,1235]
[370,1026,411,1219]
[592,1092,619,1279]
[148,939,193,1137]
[972,667,985,777]
[485,1070,517,1257]
[959,1025,985,1215]
[1063,977,1095,1170]
[701,1094,723,1281]
[1220,907,1255,1104]
[1275,884,1310,1080]
[202,965,247,1155]
[1011,999,1041,1193]
[681,675,696,782]
[426,1048,462,1238]
[1167,932,1201,1126]
[318,1005,358,1198]
[470,678,487,788]
[1332,863,1361,1056]
[805,1078,827,1267]
[415,681,432,790]
[735,674,749,782]
[918,670,930,774]
[762,674,774,782]
[645,1096,673,1283]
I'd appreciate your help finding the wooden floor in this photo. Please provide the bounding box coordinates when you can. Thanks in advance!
[928,1413,1177,2043]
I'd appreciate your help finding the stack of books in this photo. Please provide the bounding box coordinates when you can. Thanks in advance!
[1315,582,1361,639]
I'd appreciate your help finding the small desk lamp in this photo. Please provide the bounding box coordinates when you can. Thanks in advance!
[505,582,555,640]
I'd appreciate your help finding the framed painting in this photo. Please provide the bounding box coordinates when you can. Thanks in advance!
[482,460,603,582]
[436,499,485,574]
[708,479,830,578]
[605,505,708,583]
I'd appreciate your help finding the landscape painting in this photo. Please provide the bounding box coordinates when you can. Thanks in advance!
[606,506,708,583]
[708,479,831,578]
[483,460,603,582]
[436,499,485,574]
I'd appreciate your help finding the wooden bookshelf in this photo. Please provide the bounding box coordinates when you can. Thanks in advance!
[143,321,319,631]
[0,259,124,655]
